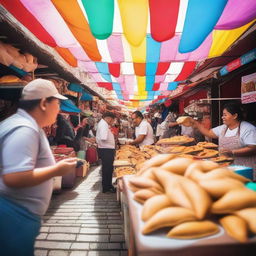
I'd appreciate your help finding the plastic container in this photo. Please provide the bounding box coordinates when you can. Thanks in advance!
[228,165,253,180]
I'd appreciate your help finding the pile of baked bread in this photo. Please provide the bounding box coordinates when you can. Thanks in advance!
[128,154,256,242]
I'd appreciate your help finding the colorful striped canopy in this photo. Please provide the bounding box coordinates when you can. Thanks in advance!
[1,0,255,107]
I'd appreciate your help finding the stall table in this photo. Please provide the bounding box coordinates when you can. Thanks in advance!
[122,176,256,256]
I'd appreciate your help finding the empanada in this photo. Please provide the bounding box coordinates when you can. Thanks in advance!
[202,168,251,183]
[133,189,159,204]
[138,154,175,174]
[167,220,219,239]
[142,194,173,221]
[220,215,248,242]
[235,207,256,233]
[211,188,256,214]
[160,157,194,175]
[198,178,244,198]
[142,207,196,234]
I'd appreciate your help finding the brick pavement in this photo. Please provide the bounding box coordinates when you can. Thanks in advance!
[35,166,128,256]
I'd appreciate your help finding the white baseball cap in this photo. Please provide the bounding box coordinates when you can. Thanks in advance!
[21,78,67,100]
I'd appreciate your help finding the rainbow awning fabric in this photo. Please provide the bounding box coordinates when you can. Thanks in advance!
[1,0,255,106]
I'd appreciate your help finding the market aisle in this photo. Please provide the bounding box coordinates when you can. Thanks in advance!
[34,166,127,256]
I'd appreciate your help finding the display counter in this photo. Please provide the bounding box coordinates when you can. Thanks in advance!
[121,176,256,256]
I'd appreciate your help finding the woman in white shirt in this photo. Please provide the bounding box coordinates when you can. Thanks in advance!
[192,102,256,179]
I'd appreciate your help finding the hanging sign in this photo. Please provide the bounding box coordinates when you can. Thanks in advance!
[241,72,256,104]
[220,48,256,76]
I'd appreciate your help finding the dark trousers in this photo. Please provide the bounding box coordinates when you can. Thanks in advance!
[97,148,115,191]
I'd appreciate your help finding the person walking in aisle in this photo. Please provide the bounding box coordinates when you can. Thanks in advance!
[96,112,116,193]
[0,79,77,256]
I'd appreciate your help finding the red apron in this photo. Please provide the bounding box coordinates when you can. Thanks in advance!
[219,125,256,180]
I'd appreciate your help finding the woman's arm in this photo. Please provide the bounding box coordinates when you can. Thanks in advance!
[128,134,146,145]
[192,120,218,139]
[221,145,256,157]
[168,121,179,128]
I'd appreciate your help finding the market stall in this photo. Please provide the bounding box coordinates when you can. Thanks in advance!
[115,151,256,255]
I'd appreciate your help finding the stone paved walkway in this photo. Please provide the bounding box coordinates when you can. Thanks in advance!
[34,166,128,256]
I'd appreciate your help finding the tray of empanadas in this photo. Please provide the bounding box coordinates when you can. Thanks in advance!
[195,149,219,159]
[197,141,218,149]
[156,136,195,145]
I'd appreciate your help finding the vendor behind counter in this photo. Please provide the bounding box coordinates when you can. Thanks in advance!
[192,102,256,179]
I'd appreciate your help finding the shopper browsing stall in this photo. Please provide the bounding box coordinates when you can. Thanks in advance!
[0,79,77,256]
[192,102,256,179]
[96,111,116,193]
[128,111,154,146]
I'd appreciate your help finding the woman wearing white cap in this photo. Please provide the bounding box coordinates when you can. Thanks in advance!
[0,79,78,256]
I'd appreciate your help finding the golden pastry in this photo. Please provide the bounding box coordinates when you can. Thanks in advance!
[160,157,194,175]
[235,208,256,233]
[176,116,193,127]
[202,168,251,183]
[198,178,244,198]
[154,169,212,219]
[211,188,256,214]
[220,215,248,242]
[197,141,218,149]
[167,220,219,239]
[129,176,164,194]
[142,194,173,222]
[138,154,176,174]
[196,149,219,158]
[142,207,196,235]
[133,189,158,204]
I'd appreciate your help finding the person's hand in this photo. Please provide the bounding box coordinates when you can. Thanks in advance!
[190,119,198,128]
[219,149,233,157]
[55,157,77,176]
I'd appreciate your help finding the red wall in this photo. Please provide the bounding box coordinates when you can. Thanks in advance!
[179,89,208,113]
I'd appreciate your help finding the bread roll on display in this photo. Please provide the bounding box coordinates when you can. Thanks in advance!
[129,176,164,194]
[184,165,205,182]
[133,189,159,204]
[126,157,256,242]
[138,154,175,174]
[220,215,248,243]
[201,168,251,183]
[176,116,193,127]
[160,157,194,175]
[167,221,219,239]
[184,161,219,182]
[181,178,212,219]
[211,188,256,214]
[142,207,196,235]
[142,194,173,222]
[198,178,245,199]
[235,208,256,233]
[139,167,158,180]
[154,169,212,219]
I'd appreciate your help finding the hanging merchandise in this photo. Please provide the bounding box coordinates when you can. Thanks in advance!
[68,83,84,93]
[60,99,81,113]
[80,92,93,101]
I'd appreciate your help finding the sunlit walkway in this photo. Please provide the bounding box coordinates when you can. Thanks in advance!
[35,166,127,256]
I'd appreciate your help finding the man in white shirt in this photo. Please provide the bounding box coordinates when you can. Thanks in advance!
[128,111,154,147]
[96,112,116,193]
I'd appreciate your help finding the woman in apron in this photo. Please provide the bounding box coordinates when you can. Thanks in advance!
[192,102,256,180]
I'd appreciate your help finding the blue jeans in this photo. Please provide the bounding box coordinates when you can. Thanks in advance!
[0,196,41,256]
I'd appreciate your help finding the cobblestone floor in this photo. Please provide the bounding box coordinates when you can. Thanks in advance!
[35,166,128,256]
